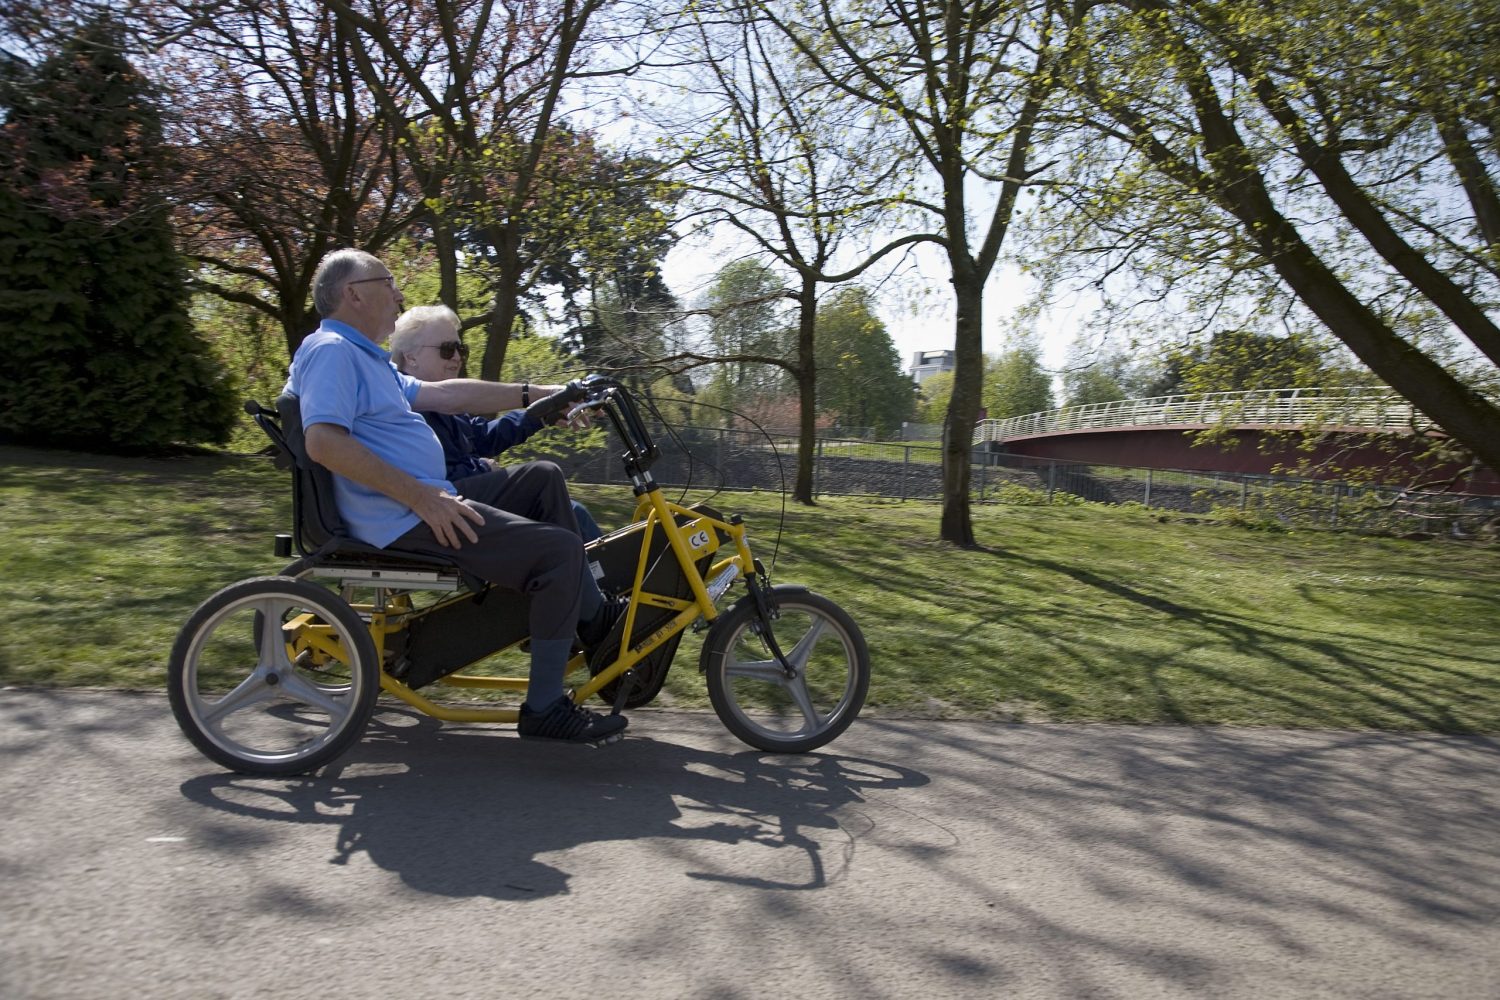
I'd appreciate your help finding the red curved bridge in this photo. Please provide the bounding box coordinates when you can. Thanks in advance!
[974,387,1500,494]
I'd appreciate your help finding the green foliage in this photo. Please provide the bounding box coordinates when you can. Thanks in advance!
[493,331,606,462]
[983,343,1055,419]
[0,18,236,451]
[1038,0,1500,472]
[1062,365,1125,407]
[189,291,289,453]
[1170,330,1339,395]
[915,370,955,423]
[703,259,793,402]
[548,149,680,372]
[813,286,915,436]
[992,482,1086,506]
[1195,490,1293,533]
[438,126,680,368]
[1061,338,1166,406]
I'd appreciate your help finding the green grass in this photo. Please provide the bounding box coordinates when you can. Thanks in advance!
[3,443,1498,732]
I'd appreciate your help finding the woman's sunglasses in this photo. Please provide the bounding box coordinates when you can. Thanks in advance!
[425,340,470,360]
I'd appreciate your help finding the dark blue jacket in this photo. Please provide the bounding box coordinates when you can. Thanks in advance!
[422,410,543,481]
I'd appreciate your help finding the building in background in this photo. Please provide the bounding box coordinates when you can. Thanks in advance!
[909,350,955,384]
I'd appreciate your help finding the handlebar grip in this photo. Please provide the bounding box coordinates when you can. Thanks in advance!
[523,380,589,424]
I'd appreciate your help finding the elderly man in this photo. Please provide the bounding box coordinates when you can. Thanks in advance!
[389,304,602,541]
[283,248,625,744]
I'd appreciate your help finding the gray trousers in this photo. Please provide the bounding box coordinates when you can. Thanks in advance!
[389,461,585,642]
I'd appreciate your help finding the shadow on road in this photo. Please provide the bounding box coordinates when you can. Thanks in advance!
[178,707,930,901]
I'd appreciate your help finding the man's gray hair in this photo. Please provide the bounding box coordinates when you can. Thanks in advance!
[311,248,382,317]
[390,305,462,367]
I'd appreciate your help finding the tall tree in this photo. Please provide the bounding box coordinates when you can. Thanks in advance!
[1172,331,1333,395]
[702,259,794,405]
[1059,339,1159,406]
[760,0,1080,542]
[535,146,681,372]
[648,3,923,501]
[0,18,237,450]
[5,1,425,356]
[325,0,645,379]
[814,286,916,436]
[916,370,956,424]
[983,343,1055,419]
[1055,0,1500,472]
[161,0,421,355]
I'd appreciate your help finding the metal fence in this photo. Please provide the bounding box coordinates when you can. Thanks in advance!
[974,387,1423,443]
[551,423,1497,535]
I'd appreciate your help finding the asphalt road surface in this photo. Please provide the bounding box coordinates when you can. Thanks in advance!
[3,689,1497,999]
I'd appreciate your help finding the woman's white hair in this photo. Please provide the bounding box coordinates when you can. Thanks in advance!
[390,305,462,367]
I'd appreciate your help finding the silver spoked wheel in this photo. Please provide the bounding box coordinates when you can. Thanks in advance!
[703,587,869,753]
[168,576,379,776]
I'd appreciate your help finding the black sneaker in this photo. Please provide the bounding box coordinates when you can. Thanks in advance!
[518,695,628,744]
[577,596,629,658]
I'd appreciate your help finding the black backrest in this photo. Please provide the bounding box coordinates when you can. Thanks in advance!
[275,392,347,554]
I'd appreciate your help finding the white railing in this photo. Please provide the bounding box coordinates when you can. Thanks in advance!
[973,387,1423,444]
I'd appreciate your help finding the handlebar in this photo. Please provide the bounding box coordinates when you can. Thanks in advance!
[540,374,661,478]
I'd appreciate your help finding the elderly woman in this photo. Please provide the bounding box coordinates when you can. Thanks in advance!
[390,305,603,541]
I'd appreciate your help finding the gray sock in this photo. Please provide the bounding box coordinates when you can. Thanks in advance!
[524,638,572,709]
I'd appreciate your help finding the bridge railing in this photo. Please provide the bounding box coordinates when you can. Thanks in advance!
[974,387,1422,444]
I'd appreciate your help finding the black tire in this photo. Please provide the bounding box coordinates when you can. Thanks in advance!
[168,576,380,776]
[702,587,868,753]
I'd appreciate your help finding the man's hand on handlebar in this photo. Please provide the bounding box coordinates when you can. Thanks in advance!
[525,377,612,428]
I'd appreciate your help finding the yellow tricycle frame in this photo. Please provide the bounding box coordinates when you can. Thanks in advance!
[339,485,754,723]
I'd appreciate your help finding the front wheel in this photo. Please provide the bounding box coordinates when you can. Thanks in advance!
[168,576,380,775]
[702,587,868,753]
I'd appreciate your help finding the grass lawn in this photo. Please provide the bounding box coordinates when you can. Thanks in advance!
[3,443,1497,732]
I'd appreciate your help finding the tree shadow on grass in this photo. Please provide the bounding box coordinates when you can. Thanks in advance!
[972,544,1496,732]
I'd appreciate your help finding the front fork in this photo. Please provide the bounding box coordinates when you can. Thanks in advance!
[744,563,797,680]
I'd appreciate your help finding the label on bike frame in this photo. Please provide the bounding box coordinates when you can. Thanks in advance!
[684,519,720,558]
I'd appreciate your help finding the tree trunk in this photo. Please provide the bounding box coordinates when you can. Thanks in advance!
[433,218,459,312]
[794,279,818,504]
[282,296,314,358]
[478,224,520,382]
[1247,206,1500,473]
[1436,114,1500,251]
[941,267,985,547]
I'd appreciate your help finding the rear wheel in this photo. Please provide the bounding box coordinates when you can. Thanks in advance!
[702,588,868,753]
[168,576,379,775]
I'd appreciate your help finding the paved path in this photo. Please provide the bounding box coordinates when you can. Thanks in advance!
[2,689,1498,999]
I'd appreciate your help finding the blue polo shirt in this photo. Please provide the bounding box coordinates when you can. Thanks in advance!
[284,320,452,547]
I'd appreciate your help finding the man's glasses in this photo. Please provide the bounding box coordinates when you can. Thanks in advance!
[347,275,396,290]
[424,340,470,360]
